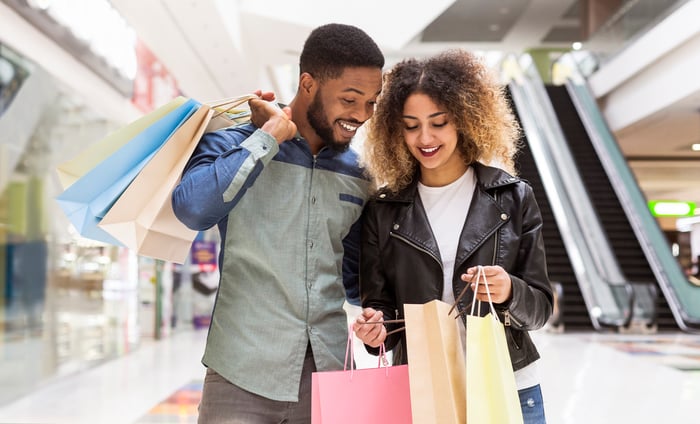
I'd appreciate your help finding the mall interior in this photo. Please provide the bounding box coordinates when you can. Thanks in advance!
[1,0,700,423]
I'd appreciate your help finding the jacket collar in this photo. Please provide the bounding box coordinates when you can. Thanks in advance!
[375,162,520,203]
[377,162,520,265]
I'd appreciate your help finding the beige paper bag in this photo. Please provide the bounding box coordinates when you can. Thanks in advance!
[404,299,466,424]
[98,104,213,263]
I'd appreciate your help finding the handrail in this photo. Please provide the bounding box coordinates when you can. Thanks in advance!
[502,54,633,330]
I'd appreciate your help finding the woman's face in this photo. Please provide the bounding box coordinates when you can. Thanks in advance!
[402,93,466,186]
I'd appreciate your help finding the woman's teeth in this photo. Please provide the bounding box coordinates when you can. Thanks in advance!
[420,146,439,153]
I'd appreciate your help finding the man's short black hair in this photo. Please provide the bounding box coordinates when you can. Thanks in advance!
[299,23,384,82]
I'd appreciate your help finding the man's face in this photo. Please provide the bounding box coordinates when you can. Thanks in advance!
[307,67,382,152]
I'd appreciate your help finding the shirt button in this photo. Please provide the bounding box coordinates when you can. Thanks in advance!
[379,193,386,198]
[500,213,508,221]
[393,224,400,230]
[309,241,314,249]
[311,196,316,204]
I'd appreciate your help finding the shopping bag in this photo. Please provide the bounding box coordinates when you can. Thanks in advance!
[311,331,412,423]
[97,94,257,263]
[404,299,465,424]
[56,97,188,189]
[466,266,524,424]
[55,98,200,245]
[97,105,211,262]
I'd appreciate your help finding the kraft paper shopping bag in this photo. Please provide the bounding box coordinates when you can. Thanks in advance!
[56,97,188,189]
[311,333,412,423]
[98,104,213,263]
[404,299,466,424]
[466,266,524,424]
[55,98,200,245]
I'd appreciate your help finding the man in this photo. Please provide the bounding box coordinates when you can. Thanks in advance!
[172,23,384,423]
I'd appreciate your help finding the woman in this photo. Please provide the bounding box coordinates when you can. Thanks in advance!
[353,49,553,423]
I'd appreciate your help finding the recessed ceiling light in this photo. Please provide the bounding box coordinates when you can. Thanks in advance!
[692,143,700,151]
[572,42,582,50]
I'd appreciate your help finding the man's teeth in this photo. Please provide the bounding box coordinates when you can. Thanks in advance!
[340,122,358,132]
[420,146,439,153]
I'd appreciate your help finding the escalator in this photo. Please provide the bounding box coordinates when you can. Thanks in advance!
[545,85,675,330]
[550,54,700,332]
[504,52,700,333]
[506,90,594,330]
[506,57,637,331]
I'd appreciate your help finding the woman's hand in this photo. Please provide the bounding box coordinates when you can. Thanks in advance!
[352,307,386,348]
[461,265,513,304]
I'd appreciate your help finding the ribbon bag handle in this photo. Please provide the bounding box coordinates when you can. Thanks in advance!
[206,94,259,118]
[345,325,391,378]
[469,265,500,322]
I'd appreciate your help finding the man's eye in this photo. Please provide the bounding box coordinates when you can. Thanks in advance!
[342,98,355,104]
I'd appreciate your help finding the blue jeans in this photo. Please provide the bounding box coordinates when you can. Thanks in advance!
[518,384,547,424]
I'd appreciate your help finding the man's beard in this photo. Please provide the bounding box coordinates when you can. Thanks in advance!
[307,91,351,153]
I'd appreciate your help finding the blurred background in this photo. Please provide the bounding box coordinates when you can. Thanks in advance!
[1,0,700,419]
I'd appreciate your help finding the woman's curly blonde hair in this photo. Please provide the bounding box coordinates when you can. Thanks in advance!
[362,49,521,193]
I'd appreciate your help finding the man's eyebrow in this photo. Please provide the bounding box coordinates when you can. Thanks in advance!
[341,88,382,96]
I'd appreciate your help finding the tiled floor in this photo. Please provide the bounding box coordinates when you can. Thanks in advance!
[1,318,700,423]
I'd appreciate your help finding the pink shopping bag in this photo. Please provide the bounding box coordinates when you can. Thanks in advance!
[311,332,412,424]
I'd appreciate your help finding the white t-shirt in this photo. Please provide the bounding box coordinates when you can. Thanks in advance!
[417,167,539,390]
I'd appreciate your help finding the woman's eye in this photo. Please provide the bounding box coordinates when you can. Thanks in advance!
[342,98,355,104]
[404,124,418,131]
[433,121,448,128]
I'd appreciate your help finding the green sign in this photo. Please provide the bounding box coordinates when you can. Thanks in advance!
[648,200,696,217]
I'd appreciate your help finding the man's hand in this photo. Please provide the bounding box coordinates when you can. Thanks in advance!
[249,97,296,143]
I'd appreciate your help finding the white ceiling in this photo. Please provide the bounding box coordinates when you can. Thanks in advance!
[107,0,700,224]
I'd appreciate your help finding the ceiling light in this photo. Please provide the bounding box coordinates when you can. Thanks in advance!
[692,143,700,151]
[572,42,582,50]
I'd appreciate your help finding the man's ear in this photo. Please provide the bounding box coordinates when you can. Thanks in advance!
[299,72,315,95]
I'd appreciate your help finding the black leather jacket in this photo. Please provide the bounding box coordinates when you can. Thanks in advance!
[360,162,553,371]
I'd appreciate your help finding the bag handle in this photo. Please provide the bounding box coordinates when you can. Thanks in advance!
[206,94,259,118]
[345,325,391,378]
[469,265,500,322]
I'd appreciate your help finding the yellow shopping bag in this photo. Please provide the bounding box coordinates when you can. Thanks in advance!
[404,299,466,424]
[465,266,524,423]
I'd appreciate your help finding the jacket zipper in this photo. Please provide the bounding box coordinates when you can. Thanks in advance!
[389,232,443,272]
[491,192,517,328]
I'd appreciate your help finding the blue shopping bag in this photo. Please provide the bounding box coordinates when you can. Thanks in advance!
[56,98,200,245]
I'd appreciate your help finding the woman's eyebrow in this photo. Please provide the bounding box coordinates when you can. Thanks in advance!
[402,111,447,119]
